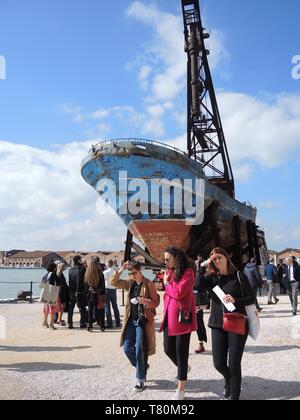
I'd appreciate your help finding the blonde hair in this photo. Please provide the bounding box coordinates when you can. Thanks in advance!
[56,261,65,277]
[84,259,100,289]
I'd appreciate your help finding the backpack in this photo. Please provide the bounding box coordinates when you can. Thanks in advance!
[41,272,51,285]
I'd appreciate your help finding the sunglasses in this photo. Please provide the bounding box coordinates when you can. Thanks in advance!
[129,270,139,276]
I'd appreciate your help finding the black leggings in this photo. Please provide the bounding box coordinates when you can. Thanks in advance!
[196,310,207,343]
[211,328,248,399]
[88,294,105,329]
[163,328,191,381]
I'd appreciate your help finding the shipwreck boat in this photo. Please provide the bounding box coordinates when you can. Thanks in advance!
[81,138,259,265]
[81,0,267,268]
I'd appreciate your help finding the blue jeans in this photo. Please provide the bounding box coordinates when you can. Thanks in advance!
[105,289,121,327]
[124,318,147,382]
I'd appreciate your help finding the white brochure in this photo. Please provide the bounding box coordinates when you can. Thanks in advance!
[212,286,236,312]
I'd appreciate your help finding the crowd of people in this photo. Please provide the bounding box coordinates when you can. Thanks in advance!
[40,248,299,401]
[42,256,121,332]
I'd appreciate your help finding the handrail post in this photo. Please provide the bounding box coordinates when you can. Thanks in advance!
[30,282,33,304]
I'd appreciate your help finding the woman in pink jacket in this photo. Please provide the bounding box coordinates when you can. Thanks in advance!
[160,247,197,400]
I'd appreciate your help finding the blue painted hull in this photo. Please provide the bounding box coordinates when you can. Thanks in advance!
[81,139,256,262]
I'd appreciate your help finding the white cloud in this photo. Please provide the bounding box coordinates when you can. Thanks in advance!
[143,119,165,137]
[138,65,152,90]
[0,140,126,251]
[126,1,185,102]
[147,104,165,118]
[58,105,84,123]
[161,91,300,181]
[91,110,110,120]
[126,2,230,102]
[218,92,300,167]
[206,29,231,78]
[233,164,254,183]
[86,123,111,138]
[59,4,231,139]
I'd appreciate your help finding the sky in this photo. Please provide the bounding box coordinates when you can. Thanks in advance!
[0,0,300,252]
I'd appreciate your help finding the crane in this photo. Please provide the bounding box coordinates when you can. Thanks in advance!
[182,0,235,198]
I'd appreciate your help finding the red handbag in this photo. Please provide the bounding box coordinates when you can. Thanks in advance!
[98,294,106,310]
[223,312,247,336]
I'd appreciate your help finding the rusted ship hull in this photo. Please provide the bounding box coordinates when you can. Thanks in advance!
[81,139,257,264]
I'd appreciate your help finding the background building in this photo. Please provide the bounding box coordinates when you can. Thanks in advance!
[1,249,141,269]
[268,249,300,265]
[5,251,64,268]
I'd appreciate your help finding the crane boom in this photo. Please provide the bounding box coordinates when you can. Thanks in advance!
[182,0,235,198]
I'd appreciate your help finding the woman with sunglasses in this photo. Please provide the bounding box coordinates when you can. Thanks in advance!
[159,247,197,401]
[110,260,159,393]
[198,247,254,400]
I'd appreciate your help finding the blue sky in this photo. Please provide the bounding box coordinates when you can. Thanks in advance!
[0,0,300,252]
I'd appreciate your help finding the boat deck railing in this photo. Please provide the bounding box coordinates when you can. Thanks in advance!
[89,138,190,159]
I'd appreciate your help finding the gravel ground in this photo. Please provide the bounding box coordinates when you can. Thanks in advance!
[0,292,300,400]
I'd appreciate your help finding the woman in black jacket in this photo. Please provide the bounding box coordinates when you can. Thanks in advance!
[84,258,106,332]
[194,257,209,354]
[198,247,254,400]
[55,262,70,326]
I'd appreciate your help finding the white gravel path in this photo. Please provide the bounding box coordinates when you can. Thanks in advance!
[0,293,300,400]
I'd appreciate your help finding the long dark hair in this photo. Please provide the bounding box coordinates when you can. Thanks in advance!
[165,247,193,282]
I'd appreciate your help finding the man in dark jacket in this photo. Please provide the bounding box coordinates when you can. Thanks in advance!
[265,258,279,305]
[283,257,300,316]
[68,255,87,329]
[244,258,263,312]
[277,259,287,295]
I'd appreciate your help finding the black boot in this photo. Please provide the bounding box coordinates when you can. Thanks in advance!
[229,395,240,400]
[223,380,231,399]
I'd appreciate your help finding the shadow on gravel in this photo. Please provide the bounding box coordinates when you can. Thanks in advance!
[245,345,300,354]
[242,376,300,400]
[147,377,300,400]
[146,379,225,400]
[0,345,91,353]
[0,362,101,373]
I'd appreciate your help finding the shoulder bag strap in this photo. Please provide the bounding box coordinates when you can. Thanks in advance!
[237,271,245,297]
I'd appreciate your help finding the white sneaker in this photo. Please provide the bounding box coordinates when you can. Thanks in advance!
[172,390,185,400]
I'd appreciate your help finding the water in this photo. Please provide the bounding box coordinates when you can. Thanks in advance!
[0,268,156,300]
[0,268,45,300]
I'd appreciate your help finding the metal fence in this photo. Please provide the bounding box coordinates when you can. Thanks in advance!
[0,282,127,307]
[0,282,39,303]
